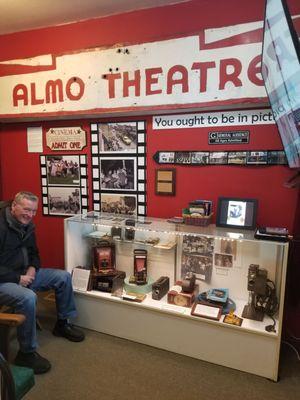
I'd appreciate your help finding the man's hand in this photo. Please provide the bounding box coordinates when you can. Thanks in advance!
[19,266,36,287]
[26,266,36,279]
[19,274,34,287]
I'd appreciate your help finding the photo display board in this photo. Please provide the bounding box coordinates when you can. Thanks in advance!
[90,121,147,216]
[153,150,287,165]
[40,154,88,216]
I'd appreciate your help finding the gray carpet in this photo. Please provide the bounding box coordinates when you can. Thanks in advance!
[12,296,300,400]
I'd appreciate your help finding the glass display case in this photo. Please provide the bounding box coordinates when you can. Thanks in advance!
[64,212,289,381]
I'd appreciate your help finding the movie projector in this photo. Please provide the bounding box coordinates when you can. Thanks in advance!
[242,264,269,321]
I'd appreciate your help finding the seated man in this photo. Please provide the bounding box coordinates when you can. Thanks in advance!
[0,191,84,374]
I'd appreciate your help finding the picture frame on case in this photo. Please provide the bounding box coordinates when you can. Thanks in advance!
[216,197,258,230]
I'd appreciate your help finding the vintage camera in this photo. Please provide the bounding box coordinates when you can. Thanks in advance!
[152,276,170,300]
[181,274,196,293]
[93,240,115,273]
[134,249,147,285]
[247,264,267,295]
[92,271,126,293]
[111,226,122,240]
[125,219,135,241]
[242,264,268,321]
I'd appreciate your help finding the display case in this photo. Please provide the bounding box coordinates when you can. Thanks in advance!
[64,212,289,381]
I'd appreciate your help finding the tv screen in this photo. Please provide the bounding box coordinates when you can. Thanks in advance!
[261,0,300,169]
[216,197,258,230]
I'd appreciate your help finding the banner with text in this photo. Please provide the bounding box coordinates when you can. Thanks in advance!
[0,19,269,120]
[152,109,275,130]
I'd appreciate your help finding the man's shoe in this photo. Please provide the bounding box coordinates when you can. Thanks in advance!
[14,351,51,374]
[53,321,85,342]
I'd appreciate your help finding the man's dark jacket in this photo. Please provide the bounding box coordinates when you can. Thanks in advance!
[0,203,40,283]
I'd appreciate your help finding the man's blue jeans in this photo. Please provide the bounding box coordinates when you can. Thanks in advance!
[0,268,77,353]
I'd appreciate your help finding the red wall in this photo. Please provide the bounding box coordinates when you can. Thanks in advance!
[0,0,267,61]
[0,113,298,268]
[0,0,299,269]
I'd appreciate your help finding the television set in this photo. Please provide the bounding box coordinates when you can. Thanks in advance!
[261,0,300,169]
[216,197,258,230]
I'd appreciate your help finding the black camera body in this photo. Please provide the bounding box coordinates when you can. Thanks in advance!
[92,271,126,293]
[181,274,196,293]
[134,249,147,285]
[247,264,267,295]
[152,276,170,300]
[125,219,135,241]
[111,226,122,239]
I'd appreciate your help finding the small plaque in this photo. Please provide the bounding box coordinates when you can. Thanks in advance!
[191,302,222,320]
[208,131,249,145]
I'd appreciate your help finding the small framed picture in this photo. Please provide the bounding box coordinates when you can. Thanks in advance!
[191,302,222,321]
[223,312,243,327]
[155,168,176,196]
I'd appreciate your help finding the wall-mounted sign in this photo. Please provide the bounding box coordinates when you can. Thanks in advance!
[46,127,86,151]
[152,109,274,130]
[208,131,250,145]
[0,19,275,120]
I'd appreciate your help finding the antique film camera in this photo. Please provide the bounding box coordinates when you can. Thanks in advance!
[90,239,125,294]
[242,264,278,322]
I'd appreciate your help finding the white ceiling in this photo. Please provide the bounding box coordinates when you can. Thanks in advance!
[0,0,188,35]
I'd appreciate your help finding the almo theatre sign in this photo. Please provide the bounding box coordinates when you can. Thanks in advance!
[0,20,270,119]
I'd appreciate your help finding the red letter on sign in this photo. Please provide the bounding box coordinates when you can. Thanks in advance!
[123,70,141,97]
[219,58,242,90]
[46,80,64,103]
[192,61,216,92]
[65,77,85,101]
[248,55,264,86]
[167,65,188,94]
[106,73,121,98]
[13,84,28,106]
[145,68,162,95]
[31,83,44,105]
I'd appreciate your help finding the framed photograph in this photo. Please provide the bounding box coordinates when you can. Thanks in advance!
[100,194,137,215]
[191,302,222,321]
[267,151,287,164]
[48,187,81,216]
[246,151,268,164]
[90,120,146,216]
[158,152,175,164]
[155,169,176,196]
[209,152,228,164]
[175,152,191,164]
[214,253,233,268]
[223,312,243,326]
[227,151,247,165]
[98,122,137,153]
[100,157,136,191]
[220,238,237,259]
[191,152,210,164]
[46,155,80,186]
[182,235,214,255]
[40,154,88,216]
[216,197,258,230]
[181,253,213,282]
